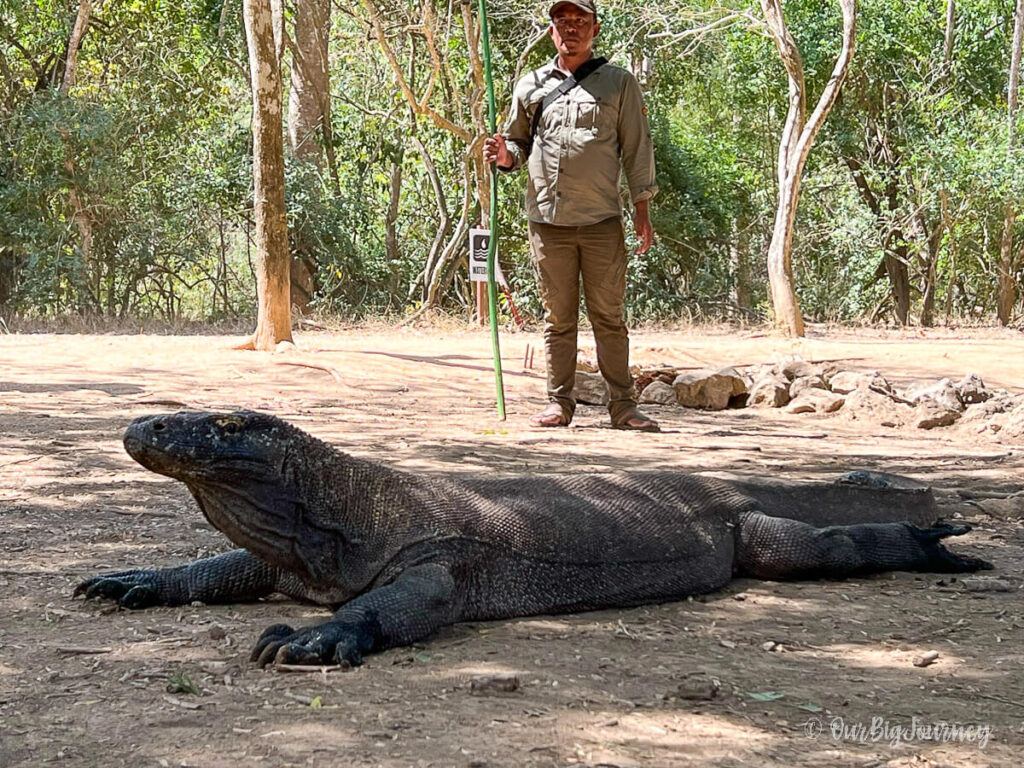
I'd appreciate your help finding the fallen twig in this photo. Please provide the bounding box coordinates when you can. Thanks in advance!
[957,489,1019,500]
[163,695,203,710]
[897,619,967,645]
[273,663,350,674]
[54,646,113,655]
[0,455,44,468]
[272,359,345,383]
[109,508,178,519]
[973,691,1024,712]
[130,397,191,407]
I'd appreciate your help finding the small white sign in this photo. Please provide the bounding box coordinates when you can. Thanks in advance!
[469,228,506,285]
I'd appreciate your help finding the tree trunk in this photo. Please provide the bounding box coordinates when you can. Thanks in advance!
[759,0,857,337]
[915,211,943,327]
[843,154,910,325]
[286,0,331,313]
[288,0,330,161]
[729,215,751,314]
[408,136,452,302]
[997,0,1023,325]
[270,0,286,64]
[60,0,96,313]
[385,147,404,299]
[939,189,957,322]
[61,0,91,95]
[881,157,912,324]
[943,0,956,72]
[239,0,293,350]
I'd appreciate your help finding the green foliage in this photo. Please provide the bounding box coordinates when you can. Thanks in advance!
[1,0,1022,325]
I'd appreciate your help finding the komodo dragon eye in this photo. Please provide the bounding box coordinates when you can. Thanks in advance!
[216,417,244,435]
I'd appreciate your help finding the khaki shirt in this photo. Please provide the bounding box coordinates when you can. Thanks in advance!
[500,57,658,227]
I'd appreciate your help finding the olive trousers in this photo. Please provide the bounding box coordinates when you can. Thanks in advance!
[527,215,636,422]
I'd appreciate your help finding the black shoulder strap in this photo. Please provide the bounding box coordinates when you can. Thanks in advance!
[530,56,608,140]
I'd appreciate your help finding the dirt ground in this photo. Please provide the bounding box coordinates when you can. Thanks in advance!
[2,323,1024,768]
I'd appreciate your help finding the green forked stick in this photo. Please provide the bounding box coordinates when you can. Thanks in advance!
[478,0,507,420]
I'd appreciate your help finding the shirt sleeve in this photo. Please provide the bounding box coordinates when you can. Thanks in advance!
[499,78,532,173]
[617,73,658,204]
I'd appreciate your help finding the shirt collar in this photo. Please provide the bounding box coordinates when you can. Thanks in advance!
[550,53,597,78]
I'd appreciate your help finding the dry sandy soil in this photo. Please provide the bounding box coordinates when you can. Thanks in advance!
[2,324,1024,768]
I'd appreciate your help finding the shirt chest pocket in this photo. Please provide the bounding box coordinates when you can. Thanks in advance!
[574,93,615,134]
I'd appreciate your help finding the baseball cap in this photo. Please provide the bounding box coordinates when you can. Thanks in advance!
[549,1,597,18]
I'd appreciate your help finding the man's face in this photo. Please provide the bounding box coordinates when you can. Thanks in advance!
[549,4,599,59]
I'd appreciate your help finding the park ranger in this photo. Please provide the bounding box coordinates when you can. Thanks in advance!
[483,0,660,431]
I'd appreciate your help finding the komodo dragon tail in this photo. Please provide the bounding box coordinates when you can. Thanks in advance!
[734,512,992,580]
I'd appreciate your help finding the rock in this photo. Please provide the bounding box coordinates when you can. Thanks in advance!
[574,371,609,405]
[963,494,1024,520]
[998,399,1024,442]
[819,391,846,413]
[958,394,1019,428]
[672,674,721,701]
[639,380,676,405]
[779,358,817,381]
[716,366,750,396]
[914,399,961,430]
[785,390,845,415]
[672,369,746,410]
[789,375,827,399]
[785,397,816,415]
[961,578,1013,593]
[826,371,859,394]
[956,373,991,405]
[841,388,910,427]
[907,378,963,412]
[469,674,520,694]
[632,369,675,397]
[747,375,791,408]
[829,370,893,396]
[913,650,940,668]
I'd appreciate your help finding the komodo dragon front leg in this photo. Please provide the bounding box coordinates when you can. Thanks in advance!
[74,549,289,609]
[250,563,456,667]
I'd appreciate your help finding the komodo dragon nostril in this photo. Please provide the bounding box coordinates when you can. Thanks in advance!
[152,421,166,432]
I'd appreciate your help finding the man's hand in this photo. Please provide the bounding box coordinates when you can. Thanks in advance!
[633,198,654,254]
[483,133,513,168]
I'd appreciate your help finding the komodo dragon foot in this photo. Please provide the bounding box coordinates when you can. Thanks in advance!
[250,622,373,668]
[74,571,162,609]
[912,523,994,572]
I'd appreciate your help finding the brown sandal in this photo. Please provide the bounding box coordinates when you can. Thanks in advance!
[611,408,660,433]
[529,403,571,428]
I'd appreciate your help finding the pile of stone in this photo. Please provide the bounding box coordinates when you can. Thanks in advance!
[573,357,1024,441]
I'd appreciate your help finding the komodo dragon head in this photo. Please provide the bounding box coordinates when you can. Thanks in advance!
[123,410,347,586]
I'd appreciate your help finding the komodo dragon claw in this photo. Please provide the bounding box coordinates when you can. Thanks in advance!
[74,571,161,609]
[250,622,366,668]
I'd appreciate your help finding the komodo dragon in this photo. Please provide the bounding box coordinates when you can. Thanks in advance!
[75,410,991,668]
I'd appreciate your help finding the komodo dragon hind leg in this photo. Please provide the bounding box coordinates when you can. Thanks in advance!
[735,512,993,580]
[74,549,282,608]
[251,562,456,668]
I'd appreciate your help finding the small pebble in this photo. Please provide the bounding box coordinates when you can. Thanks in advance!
[913,651,940,668]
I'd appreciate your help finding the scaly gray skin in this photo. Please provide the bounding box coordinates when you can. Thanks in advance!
[75,411,992,668]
